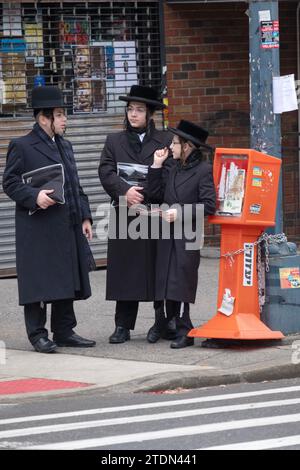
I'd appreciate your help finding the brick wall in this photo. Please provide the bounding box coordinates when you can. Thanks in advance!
[164,1,299,244]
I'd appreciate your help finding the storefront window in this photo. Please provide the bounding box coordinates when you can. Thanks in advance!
[0,1,161,117]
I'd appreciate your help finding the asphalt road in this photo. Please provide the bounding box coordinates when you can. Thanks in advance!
[1,377,300,451]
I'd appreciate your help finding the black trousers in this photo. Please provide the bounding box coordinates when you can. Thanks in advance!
[115,300,164,330]
[24,299,77,345]
[166,300,193,337]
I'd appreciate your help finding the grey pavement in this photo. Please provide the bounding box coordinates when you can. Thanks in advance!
[0,247,300,399]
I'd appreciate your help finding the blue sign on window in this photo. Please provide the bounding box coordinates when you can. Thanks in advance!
[1,39,27,53]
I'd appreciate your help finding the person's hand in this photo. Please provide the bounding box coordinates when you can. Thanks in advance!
[125,186,144,207]
[162,208,178,223]
[152,147,169,168]
[82,219,93,241]
[36,189,56,209]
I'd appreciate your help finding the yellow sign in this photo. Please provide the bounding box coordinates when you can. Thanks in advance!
[25,24,44,67]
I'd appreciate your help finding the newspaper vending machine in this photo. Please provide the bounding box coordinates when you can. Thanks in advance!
[189,148,284,340]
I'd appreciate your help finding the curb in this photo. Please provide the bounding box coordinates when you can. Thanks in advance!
[0,362,299,401]
[107,362,300,394]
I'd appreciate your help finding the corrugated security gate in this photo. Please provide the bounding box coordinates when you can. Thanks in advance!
[0,0,162,276]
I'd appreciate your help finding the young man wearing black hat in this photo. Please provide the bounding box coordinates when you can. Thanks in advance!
[2,86,96,353]
[147,120,216,348]
[99,85,175,344]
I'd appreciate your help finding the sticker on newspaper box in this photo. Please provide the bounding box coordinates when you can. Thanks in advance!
[279,267,300,289]
[243,243,254,287]
[253,166,262,176]
[249,203,262,214]
[252,177,262,187]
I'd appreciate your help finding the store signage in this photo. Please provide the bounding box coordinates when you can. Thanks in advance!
[59,17,90,46]
[0,39,26,53]
[3,4,22,37]
[24,24,44,67]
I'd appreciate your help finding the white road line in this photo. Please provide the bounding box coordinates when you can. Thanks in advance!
[1,397,300,440]
[24,412,300,450]
[202,434,300,450]
[1,384,300,426]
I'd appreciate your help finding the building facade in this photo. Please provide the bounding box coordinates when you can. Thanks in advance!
[0,0,299,276]
[164,0,299,244]
[0,0,163,275]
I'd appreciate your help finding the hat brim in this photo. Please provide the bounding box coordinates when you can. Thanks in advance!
[168,127,213,151]
[31,102,67,110]
[119,95,166,109]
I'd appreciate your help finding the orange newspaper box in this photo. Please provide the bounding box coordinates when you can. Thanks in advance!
[189,148,284,340]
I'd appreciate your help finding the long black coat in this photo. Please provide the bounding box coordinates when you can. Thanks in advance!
[99,126,172,301]
[2,129,92,305]
[148,155,216,303]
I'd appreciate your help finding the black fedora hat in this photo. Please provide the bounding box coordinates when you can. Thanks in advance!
[32,85,66,110]
[169,120,211,149]
[119,85,166,110]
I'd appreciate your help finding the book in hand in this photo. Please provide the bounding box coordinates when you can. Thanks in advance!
[22,163,65,215]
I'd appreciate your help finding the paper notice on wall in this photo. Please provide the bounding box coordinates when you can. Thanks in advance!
[258,10,271,22]
[3,4,22,37]
[273,74,298,114]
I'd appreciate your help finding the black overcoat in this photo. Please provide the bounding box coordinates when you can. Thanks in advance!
[147,155,216,303]
[99,127,172,301]
[2,129,92,305]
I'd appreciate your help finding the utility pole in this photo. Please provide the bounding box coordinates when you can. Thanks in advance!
[249,0,283,233]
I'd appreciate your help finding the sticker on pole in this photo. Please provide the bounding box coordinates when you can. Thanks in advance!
[260,20,279,49]
[243,243,254,286]
[279,267,300,289]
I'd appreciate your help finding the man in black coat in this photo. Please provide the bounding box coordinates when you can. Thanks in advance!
[2,86,96,353]
[99,85,173,344]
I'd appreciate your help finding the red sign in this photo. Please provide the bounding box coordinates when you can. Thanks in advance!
[59,18,90,46]
[260,20,279,49]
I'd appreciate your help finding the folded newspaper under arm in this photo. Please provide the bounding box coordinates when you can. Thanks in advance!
[22,163,65,215]
[117,162,148,186]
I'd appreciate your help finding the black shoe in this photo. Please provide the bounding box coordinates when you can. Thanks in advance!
[147,325,161,343]
[170,336,194,349]
[161,318,177,340]
[109,326,130,344]
[55,333,96,348]
[33,337,57,354]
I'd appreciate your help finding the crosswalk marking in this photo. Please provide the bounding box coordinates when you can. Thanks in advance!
[24,412,300,450]
[1,397,300,440]
[2,384,300,426]
[202,435,300,450]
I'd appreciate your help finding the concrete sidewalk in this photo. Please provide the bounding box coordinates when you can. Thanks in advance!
[0,248,300,399]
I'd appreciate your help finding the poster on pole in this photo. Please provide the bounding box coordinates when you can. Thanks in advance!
[260,20,279,49]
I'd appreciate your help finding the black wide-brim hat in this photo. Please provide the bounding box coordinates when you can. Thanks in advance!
[119,85,166,110]
[32,85,66,110]
[169,120,212,150]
